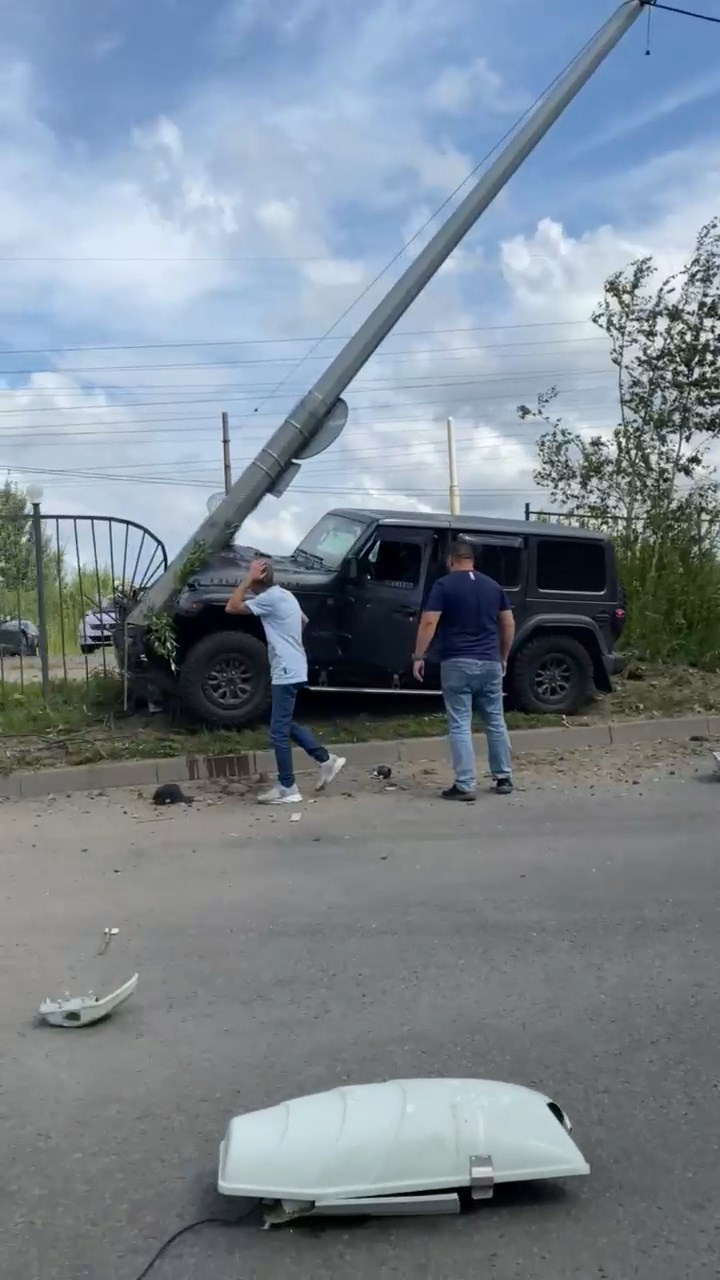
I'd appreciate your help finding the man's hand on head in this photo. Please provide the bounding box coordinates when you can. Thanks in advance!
[249,558,269,582]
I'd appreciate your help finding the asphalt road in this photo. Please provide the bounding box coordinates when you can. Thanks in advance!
[1,756,718,1280]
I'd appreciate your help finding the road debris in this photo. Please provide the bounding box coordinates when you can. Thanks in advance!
[38,973,139,1028]
[290,812,302,822]
[152,783,195,806]
[371,765,392,780]
[98,926,119,956]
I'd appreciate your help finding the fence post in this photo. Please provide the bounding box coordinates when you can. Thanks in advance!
[524,502,531,522]
[31,497,50,702]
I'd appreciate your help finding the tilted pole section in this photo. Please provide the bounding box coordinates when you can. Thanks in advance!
[131,1,645,624]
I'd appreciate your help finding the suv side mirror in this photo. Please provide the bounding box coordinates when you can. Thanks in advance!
[345,557,359,582]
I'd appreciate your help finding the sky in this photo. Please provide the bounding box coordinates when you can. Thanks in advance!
[2,0,720,563]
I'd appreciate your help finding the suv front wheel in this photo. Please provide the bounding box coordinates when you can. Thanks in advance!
[510,634,594,715]
[178,630,271,726]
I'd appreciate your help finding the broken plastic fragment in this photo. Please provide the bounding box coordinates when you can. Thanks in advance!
[38,973,139,1028]
[98,926,119,955]
[371,765,392,780]
[218,1077,589,1227]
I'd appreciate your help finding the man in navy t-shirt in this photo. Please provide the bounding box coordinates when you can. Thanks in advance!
[412,540,515,800]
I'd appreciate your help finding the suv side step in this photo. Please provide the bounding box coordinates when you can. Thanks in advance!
[307,684,443,697]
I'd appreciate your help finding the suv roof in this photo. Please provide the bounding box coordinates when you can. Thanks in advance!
[331,508,609,542]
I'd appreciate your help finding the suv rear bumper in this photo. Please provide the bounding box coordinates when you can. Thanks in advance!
[604,651,626,678]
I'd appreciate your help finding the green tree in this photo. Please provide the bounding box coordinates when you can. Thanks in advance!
[0,480,35,594]
[519,217,720,547]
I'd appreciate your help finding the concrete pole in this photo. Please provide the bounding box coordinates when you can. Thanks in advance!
[221,412,232,495]
[447,417,460,515]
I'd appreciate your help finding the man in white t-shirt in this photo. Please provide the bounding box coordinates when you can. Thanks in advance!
[226,558,345,804]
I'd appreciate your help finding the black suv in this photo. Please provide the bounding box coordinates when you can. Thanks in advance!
[127,508,626,726]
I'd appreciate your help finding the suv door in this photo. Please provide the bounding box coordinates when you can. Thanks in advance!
[339,526,435,687]
[453,533,527,631]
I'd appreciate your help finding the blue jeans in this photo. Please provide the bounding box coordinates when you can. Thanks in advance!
[441,658,512,793]
[270,683,329,788]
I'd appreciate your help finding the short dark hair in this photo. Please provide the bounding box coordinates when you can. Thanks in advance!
[253,558,274,591]
[450,539,475,563]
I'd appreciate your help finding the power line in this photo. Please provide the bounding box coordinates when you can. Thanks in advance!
[0,320,596,357]
[0,392,620,439]
[0,338,609,388]
[649,2,720,24]
[0,368,615,414]
[0,254,351,263]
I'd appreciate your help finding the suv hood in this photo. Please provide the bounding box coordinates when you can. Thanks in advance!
[183,544,337,595]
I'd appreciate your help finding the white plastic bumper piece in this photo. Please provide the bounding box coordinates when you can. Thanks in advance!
[38,973,138,1027]
[218,1077,589,1224]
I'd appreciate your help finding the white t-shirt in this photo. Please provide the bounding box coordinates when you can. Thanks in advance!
[246,585,308,686]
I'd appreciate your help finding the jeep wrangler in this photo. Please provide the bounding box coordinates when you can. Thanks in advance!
[122,508,626,726]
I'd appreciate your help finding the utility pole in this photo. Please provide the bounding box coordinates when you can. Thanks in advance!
[28,489,50,702]
[131,1,645,626]
[221,412,232,495]
[446,417,460,515]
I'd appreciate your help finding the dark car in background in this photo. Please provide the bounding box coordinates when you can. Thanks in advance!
[0,617,39,657]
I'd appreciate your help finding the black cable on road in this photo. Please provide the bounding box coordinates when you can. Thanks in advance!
[132,1209,255,1280]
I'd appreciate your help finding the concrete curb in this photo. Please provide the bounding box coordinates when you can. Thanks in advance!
[1,713,716,800]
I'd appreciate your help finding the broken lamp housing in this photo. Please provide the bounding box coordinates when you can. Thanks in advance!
[218,1077,589,1226]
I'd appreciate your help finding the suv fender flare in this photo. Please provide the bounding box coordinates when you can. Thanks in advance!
[510,616,611,692]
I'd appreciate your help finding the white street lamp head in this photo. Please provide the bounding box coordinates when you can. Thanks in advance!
[218,1077,590,1227]
[26,484,43,504]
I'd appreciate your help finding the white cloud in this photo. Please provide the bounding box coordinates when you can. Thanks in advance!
[429,57,528,116]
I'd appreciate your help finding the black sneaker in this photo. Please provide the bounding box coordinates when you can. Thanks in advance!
[441,784,476,802]
[494,778,514,795]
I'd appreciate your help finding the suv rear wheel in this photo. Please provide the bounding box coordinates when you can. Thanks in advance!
[178,630,271,726]
[510,634,594,715]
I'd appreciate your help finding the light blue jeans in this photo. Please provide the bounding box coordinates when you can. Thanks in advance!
[441,658,512,793]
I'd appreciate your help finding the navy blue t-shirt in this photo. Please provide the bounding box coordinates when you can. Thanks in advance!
[425,570,511,662]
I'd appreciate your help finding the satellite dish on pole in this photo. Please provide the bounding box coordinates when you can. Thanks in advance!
[207,493,225,514]
[294,398,349,461]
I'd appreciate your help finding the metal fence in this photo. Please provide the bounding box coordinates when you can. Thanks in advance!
[523,504,628,532]
[523,504,716,552]
[0,508,167,702]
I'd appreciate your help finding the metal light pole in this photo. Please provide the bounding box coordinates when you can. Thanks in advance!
[27,486,50,701]
[446,417,460,515]
[221,412,232,495]
[130,1,645,625]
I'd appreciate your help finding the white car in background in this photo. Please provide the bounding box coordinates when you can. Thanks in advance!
[78,601,117,655]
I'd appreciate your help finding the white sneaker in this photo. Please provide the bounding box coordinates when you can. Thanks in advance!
[257,783,302,805]
[316,754,347,791]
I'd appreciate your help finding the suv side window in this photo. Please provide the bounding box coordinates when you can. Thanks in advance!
[457,535,522,589]
[357,537,423,589]
[536,538,606,593]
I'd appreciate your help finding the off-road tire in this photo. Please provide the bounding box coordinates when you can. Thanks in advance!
[509,633,594,715]
[178,630,271,727]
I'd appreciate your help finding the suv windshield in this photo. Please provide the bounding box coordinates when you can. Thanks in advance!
[293,513,368,570]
